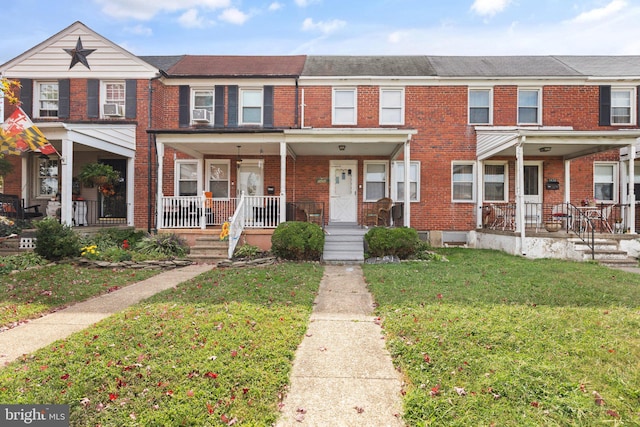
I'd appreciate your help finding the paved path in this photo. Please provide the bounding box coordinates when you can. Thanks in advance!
[0,264,212,367]
[276,265,404,426]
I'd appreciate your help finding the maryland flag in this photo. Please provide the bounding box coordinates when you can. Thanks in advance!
[0,107,57,155]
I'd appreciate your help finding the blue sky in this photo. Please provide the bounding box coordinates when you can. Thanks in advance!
[1,0,640,61]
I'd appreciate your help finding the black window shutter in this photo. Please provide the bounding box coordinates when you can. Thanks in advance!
[87,79,99,118]
[125,79,137,119]
[214,85,225,128]
[599,85,611,126]
[58,79,70,119]
[179,85,190,127]
[263,85,274,128]
[228,85,238,127]
[19,79,33,117]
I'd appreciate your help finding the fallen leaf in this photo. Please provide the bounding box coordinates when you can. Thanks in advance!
[454,387,466,396]
[593,391,605,406]
[430,384,440,397]
[354,406,364,414]
[606,409,620,418]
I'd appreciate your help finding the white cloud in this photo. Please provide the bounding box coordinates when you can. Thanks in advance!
[95,0,230,20]
[178,9,207,28]
[301,17,346,34]
[570,0,627,23]
[124,24,153,36]
[269,2,283,11]
[294,0,320,7]
[470,0,511,17]
[219,8,249,24]
[387,31,406,44]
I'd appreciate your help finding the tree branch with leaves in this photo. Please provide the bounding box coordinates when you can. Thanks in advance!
[1,77,21,105]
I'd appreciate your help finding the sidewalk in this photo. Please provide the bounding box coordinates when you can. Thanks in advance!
[0,264,212,367]
[276,265,404,426]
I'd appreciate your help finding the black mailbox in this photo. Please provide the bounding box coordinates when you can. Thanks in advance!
[545,179,560,190]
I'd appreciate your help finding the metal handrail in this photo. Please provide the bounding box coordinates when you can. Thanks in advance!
[567,203,595,260]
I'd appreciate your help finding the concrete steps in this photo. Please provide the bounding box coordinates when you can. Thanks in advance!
[322,223,366,264]
[572,238,638,268]
[187,236,228,264]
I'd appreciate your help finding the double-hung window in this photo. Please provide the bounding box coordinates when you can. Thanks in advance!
[364,162,388,201]
[611,88,633,125]
[333,88,357,125]
[469,88,491,124]
[207,161,229,199]
[36,156,59,198]
[484,162,507,202]
[176,161,198,196]
[452,162,475,202]
[102,81,125,117]
[192,89,214,123]
[240,88,262,125]
[518,88,541,125]
[594,163,617,202]
[379,88,404,125]
[391,161,419,202]
[37,81,59,118]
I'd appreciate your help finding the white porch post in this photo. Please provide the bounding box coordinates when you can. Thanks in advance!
[403,138,411,227]
[60,138,74,226]
[280,141,287,224]
[564,159,571,203]
[127,156,135,227]
[156,142,165,229]
[476,160,484,229]
[516,138,526,255]
[628,143,636,234]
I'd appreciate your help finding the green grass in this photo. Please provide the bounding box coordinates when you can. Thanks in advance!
[363,248,640,426]
[0,263,323,426]
[0,264,160,329]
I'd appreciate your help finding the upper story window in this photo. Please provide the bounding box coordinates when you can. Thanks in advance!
[517,88,541,125]
[333,88,357,125]
[192,89,214,123]
[363,162,388,201]
[611,88,633,125]
[206,160,230,199]
[36,81,59,118]
[240,88,262,125]
[176,160,198,196]
[452,162,475,202]
[469,88,492,124]
[594,162,617,202]
[484,162,508,202]
[391,161,420,202]
[379,88,404,125]
[102,81,125,117]
[36,156,59,198]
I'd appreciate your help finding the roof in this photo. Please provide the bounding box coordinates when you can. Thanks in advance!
[140,55,184,72]
[553,56,640,77]
[428,56,582,78]
[164,55,307,77]
[302,56,436,76]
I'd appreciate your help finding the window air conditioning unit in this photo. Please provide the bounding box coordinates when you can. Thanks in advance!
[192,109,211,123]
[103,103,124,117]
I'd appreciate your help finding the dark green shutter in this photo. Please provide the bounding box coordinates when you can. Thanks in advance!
[19,79,32,117]
[58,79,70,119]
[263,85,274,128]
[125,80,137,119]
[87,79,99,118]
[214,85,225,127]
[599,85,611,126]
[228,85,238,127]
[179,85,190,127]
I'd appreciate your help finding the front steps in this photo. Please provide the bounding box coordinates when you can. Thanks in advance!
[572,238,638,268]
[187,236,229,264]
[322,223,367,264]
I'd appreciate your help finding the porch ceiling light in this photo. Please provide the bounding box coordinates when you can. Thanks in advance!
[338,144,346,151]
[539,146,552,153]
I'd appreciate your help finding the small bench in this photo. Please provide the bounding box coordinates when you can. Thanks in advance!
[0,193,44,220]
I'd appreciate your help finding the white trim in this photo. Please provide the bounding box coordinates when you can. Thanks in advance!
[452,161,476,202]
[611,87,636,126]
[483,161,509,203]
[379,87,404,125]
[191,87,214,124]
[363,161,389,201]
[100,80,125,118]
[175,159,200,196]
[593,161,618,203]
[391,160,420,202]
[239,87,263,126]
[517,87,542,125]
[205,159,230,199]
[332,87,357,125]
[34,80,59,119]
[468,87,493,125]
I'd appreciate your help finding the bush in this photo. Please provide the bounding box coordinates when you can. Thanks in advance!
[0,216,26,238]
[233,244,263,259]
[135,233,189,258]
[34,218,81,261]
[271,221,324,261]
[364,226,419,259]
[0,252,49,274]
[91,228,146,248]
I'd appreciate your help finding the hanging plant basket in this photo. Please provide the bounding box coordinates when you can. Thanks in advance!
[78,162,120,187]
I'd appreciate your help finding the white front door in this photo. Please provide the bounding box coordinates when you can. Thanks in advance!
[237,161,264,224]
[523,161,543,227]
[329,160,357,223]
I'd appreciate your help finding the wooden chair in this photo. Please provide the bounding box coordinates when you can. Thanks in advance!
[374,197,393,226]
[300,200,323,226]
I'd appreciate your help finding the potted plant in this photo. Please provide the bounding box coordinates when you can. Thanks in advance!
[78,162,120,187]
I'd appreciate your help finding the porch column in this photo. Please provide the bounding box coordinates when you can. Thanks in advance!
[476,160,484,229]
[126,156,135,227]
[516,138,526,255]
[280,141,287,223]
[564,159,571,203]
[403,138,411,227]
[60,138,74,226]
[156,142,165,229]
[628,143,636,234]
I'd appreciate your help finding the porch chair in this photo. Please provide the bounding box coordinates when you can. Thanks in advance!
[203,191,215,225]
[300,200,323,226]
[595,204,614,233]
[551,203,572,231]
[490,204,514,230]
[372,197,393,226]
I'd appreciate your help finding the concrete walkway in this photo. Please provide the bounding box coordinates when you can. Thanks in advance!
[276,265,404,426]
[0,264,212,366]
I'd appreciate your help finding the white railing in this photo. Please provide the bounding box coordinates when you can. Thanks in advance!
[161,196,202,228]
[228,193,246,258]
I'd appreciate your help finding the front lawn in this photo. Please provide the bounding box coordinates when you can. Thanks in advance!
[0,263,323,426]
[363,248,640,426]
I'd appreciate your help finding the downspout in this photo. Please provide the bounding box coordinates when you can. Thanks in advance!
[628,142,636,233]
[147,75,161,233]
[294,78,299,128]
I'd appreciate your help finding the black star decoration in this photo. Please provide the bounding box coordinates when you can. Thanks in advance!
[64,37,96,70]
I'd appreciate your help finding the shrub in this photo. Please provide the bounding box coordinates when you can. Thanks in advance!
[0,216,24,238]
[135,233,189,258]
[0,252,48,274]
[233,244,263,259]
[91,228,146,248]
[34,217,81,261]
[271,221,324,261]
[364,226,419,259]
